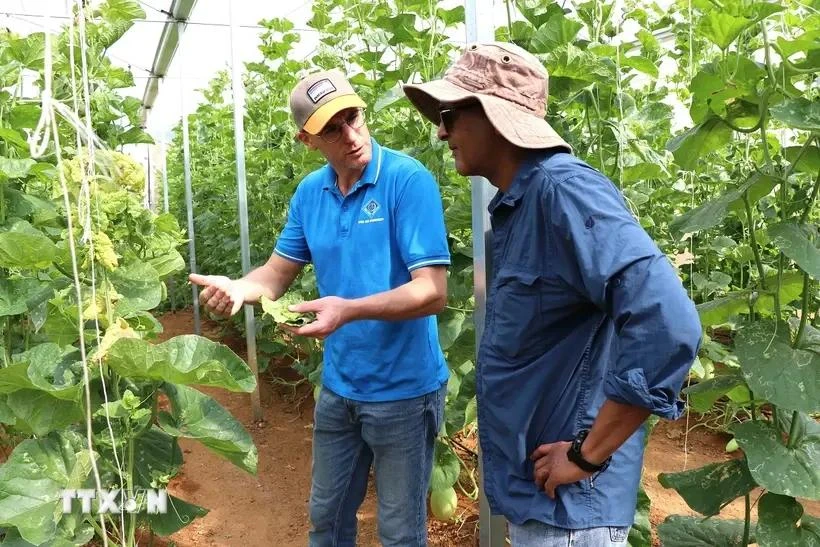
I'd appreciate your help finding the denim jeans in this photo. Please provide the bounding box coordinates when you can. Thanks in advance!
[509,520,631,547]
[308,384,446,547]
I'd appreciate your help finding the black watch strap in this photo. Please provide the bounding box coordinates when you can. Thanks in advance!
[567,429,611,473]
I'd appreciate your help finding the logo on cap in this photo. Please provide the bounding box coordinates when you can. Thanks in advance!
[307,79,337,104]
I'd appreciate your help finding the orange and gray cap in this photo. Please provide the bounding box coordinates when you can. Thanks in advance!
[289,69,367,135]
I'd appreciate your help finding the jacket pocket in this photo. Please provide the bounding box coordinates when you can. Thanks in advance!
[489,269,547,362]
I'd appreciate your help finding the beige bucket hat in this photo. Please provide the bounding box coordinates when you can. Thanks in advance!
[290,69,367,135]
[403,42,570,151]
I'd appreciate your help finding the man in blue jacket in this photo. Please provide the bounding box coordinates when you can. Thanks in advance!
[191,69,450,546]
[404,42,702,546]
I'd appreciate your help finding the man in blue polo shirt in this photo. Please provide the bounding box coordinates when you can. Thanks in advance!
[190,70,450,546]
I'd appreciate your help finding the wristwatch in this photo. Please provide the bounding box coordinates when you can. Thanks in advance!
[567,429,611,473]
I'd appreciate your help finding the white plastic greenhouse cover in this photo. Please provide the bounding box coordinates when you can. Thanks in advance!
[2,0,317,139]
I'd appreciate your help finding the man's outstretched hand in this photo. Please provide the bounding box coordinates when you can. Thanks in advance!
[189,273,247,317]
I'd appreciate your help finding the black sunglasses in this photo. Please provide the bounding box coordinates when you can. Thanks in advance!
[437,102,481,132]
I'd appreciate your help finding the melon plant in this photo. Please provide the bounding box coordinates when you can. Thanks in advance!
[0,3,259,546]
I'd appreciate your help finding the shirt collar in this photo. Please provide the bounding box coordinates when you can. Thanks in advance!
[323,138,383,192]
[488,149,560,213]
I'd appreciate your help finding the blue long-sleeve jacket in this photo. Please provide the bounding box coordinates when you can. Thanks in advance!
[477,150,702,528]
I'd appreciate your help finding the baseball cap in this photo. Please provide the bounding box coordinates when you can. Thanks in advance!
[290,69,367,135]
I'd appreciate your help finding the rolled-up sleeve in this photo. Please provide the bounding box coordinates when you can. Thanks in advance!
[547,172,702,419]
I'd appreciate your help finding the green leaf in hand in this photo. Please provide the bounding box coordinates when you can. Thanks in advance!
[260,294,316,327]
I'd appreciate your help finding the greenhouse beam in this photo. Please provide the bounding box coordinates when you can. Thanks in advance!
[229,2,263,422]
[140,0,199,126]
[465,0,507,546]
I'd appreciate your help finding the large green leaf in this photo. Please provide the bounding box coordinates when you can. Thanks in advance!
[132,427,183,489]
[657,515,753,546]
[628,485,652,547]
[0,521,94,546]
[658,459,756,516]
[430,439,460,491]
[784,146,820,175]
[531,16,583,52]
[0,432,93,545]
[697,3,784,50]
[546,44,615,85]
[115,126,155,146]
[732,420,819,499]
[158,383,258,474]
[768,222,820,280]
[0,343,82,400]
[42,301,80,347]
[109,261,163,316]
[0,157,36,180]
[0,221,57,269]
[438,310,467,351]
[514,0,565,28]
[696,293,748,327]
[0,278,53,317]
[684,372,747,414]
[757,493,820,546]
[106,335,255,392]
[0,128,30,154]
[736,321,819,413]
[144,495,208,536]
[4,390,84,435]
[147,250,185,279]
[770,98,820,131]
[671,173,780,236]
[667,118,733,172]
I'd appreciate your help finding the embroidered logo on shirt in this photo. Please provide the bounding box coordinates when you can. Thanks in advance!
[363,199,380,217]
[359,199,384,224]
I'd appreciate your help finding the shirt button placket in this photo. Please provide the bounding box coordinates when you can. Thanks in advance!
[340,201,350,237]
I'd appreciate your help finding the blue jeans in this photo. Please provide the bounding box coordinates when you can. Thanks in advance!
[308,384,446,547]
[509,520,630,547]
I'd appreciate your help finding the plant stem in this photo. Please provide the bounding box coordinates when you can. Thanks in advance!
[773,253,784,321]
[794,272,811,347]
[742,493,751,546]
[126,426,136,547]
[786,409,801,449]
[785,134,816,183]
[506,0,513,36]
[3,317,11,367]
[0,181,5,225]
[799,169,820,225]
[749,389,757,421]
[743,193,766,290]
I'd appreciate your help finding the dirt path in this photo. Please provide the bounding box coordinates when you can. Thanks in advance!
[155,309,817,546]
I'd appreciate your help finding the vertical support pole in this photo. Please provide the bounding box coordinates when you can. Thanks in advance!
[229,3,263,422]
[465,1,506,546]
[162,142,169,214]
[145,143,153,210]
[162,142,176,311]
[181,50,200,335]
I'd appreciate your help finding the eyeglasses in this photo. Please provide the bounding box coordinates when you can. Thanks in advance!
[437,102,480,132]
[318,108,366,143]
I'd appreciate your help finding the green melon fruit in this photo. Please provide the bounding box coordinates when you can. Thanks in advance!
[430,486,458,521]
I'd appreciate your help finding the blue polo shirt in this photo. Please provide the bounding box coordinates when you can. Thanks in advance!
[274,138,450,402]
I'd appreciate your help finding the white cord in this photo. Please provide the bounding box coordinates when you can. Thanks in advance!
[31,15,111,546]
